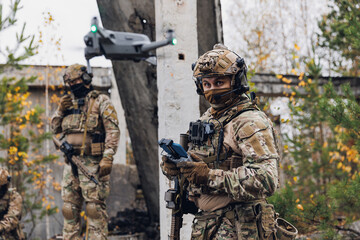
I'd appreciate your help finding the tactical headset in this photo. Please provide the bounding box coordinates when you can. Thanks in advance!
[192,54,249,96]
[79,66,93,85]
[63,66,93,85]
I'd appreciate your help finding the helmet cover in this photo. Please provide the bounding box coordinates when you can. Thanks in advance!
[63,64,87,84]
[193,44,243,78]
[192,44,248,95]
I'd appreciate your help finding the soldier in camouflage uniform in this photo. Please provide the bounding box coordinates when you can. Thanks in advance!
[51,64,120,240]
[0,167,25,240]
[161,44,280,239]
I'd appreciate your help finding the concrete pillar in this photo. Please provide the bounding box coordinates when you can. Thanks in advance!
[156,0,199,239]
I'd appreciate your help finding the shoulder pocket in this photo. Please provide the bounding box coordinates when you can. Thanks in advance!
[236,120,269,140]
[103,105,119,126]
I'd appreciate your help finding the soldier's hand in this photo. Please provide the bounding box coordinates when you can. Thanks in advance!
[177,154,210,185]
[99,156,113,178]
[58,95,73,112]
[160,155,180,176]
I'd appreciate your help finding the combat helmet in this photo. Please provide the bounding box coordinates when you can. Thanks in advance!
[0,168,11,186]
[192,44,249,95]
[63,64,93,85]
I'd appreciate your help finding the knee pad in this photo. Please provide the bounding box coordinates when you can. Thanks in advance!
[86,202,102,219]
[62,202,80,220]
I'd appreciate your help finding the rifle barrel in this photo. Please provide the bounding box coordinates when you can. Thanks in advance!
[52,136,62,149]
[53,137,99,185]
[169,214,182,240]
[72,156,99,185]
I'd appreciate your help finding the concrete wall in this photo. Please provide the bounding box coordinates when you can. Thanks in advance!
[156,1,200,239]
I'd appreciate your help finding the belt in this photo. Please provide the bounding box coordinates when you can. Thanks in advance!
[195,199,266,224]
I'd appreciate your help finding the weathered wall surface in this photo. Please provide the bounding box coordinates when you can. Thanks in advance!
[155,0,200,239]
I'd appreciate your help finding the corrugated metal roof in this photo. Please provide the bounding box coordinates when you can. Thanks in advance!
[251,73,360,97]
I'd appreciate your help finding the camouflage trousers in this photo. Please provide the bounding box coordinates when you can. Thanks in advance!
[61,155,110,240]
[0,227,25,240]
[191,211,237,240]
[191,202,276,240]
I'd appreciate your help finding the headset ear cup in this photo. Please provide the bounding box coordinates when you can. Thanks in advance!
[195,77,204,95]
[80,66,92,85]
[196,88,203,95]
[81,72,92,85]
[234,72,241,90]
[234,70,249,95]
[236,57,245,68]
[192,62,196,71]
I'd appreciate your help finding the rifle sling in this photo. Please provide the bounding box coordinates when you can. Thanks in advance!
[80,97,96,156]
[202,153,227,164]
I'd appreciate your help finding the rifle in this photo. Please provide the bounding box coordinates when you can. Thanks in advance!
[52,136,99,185]
[159,137,198,240]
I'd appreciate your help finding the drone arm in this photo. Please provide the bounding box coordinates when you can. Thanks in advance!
[141,39,172,52]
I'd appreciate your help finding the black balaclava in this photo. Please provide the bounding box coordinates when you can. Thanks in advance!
[70,83,93,98]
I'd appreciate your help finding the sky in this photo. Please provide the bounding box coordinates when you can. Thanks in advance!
[0,0,329,72]
[0,0,111,67]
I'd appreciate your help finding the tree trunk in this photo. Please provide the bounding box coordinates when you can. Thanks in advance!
[96,0,159,223]
[197,0,223,115]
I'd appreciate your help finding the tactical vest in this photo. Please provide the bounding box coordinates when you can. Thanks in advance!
[190,99,259,171]
[61,90,105,156]
[61,90,104,134]
[0,189,11,219]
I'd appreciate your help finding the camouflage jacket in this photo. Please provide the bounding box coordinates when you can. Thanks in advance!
[188,96,280,202]
[51,90,120,160]
[0,188,24,239]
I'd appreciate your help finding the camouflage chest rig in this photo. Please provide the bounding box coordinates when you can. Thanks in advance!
[189,99,259,171]
[61,90,105,156]
[0,189,25,240]
[188,101,300,240]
